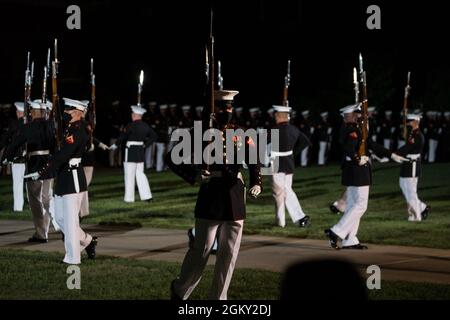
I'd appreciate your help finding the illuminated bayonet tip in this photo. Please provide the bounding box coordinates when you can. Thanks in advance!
[139,70,144,85]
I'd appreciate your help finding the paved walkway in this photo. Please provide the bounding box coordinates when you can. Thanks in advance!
[1,220,450,285]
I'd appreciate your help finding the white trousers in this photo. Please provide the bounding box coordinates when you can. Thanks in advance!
[428,139,438,163]
[27,179,53,239]
[301,147,309,167]
[173,219,243,300]
[80,166,94,218]
[332,190,348,213]
[399,178,427,222]
[271,173,305,227]
[124,162,152,202]
[318,141,328,165]
[331,186,369,247]
[55,193,92,264]
[383,139,391,149]
[12,163,25,211]
[155,142,166,172]
[145,143,155,169]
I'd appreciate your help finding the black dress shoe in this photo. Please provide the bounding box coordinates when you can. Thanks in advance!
[146,198,153,203]
[324,229,340,249]
[28,236,48,243]
[329,205,341,214]
[170,280,183,301]
[187,228,195,249]
[342,244,368,250]
[85,236,98,259]
[297,216,311,228]
[421,206,431,220]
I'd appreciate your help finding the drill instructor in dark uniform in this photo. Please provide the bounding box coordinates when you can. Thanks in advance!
[168,90,262,300]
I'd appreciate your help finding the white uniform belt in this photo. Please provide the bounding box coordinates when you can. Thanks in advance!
[28,150,50,157]
[126,141,144,147]
[345,156,352,161]
[407,154,421,160]
[69,158,82,168]
[271,150,293,157]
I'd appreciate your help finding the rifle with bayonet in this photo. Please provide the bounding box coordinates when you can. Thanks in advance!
[357,53,369,158]
[218,60,223,90]
[137,70,144,107]
[89,58,97,144]
[23,52,32,124]
[51,39,63,148]
[403,72,411,140]
[283,60,291,107]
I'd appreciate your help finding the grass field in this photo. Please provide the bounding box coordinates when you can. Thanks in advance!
[1,249,450,300]
[1,162,449,249]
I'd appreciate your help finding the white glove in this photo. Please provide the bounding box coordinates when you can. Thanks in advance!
[109,144,118,151]
[1,159,8,165]
[24,172,40,181]
[196,170,211,184]
[99,142,109,151]
[249,185,261,198]
[88,143,95,152]
[391,153,409,163]
[358,156,369,166]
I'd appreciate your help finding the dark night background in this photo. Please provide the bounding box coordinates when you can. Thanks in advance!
[0,0,449,134]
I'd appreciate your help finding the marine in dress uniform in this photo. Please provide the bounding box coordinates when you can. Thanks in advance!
[270,105,311,228]
[316,111,333,166]
[26,98,97,264]
[325,104,401,250]
[80,117,109,218]
[329,107,383,215]
[168,90,262,300]
[110,105,157,202]
[424,111,440,163]
[395,114,429,221]
[1,102,26,212]
[6,101,56,241]
[298,110,313,167]
[154,104,169,172]
[144,101,158,169]
[380,110,394,149]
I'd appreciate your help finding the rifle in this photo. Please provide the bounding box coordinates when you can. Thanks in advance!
[23,52,32,124]
[218,60,223,90]
[353,67,359,104]
[203,8,215,171]
[137,70,144,106]
[283,60,291,107]
[357,53,369,157]
[89,58,96,143]
[403,71,411,140]
[51,39,62,148]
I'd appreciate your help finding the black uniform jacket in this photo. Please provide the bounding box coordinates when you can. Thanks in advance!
[39,120,89,196]
[271,122,311,174]
[166,123,262,221]
[6,118,55,180]
[1,117,26,163]
[396,128,424,178]
[116,120,157,163]
[340,122,392,187]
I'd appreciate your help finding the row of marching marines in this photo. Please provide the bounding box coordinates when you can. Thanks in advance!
[0,35,440,300]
